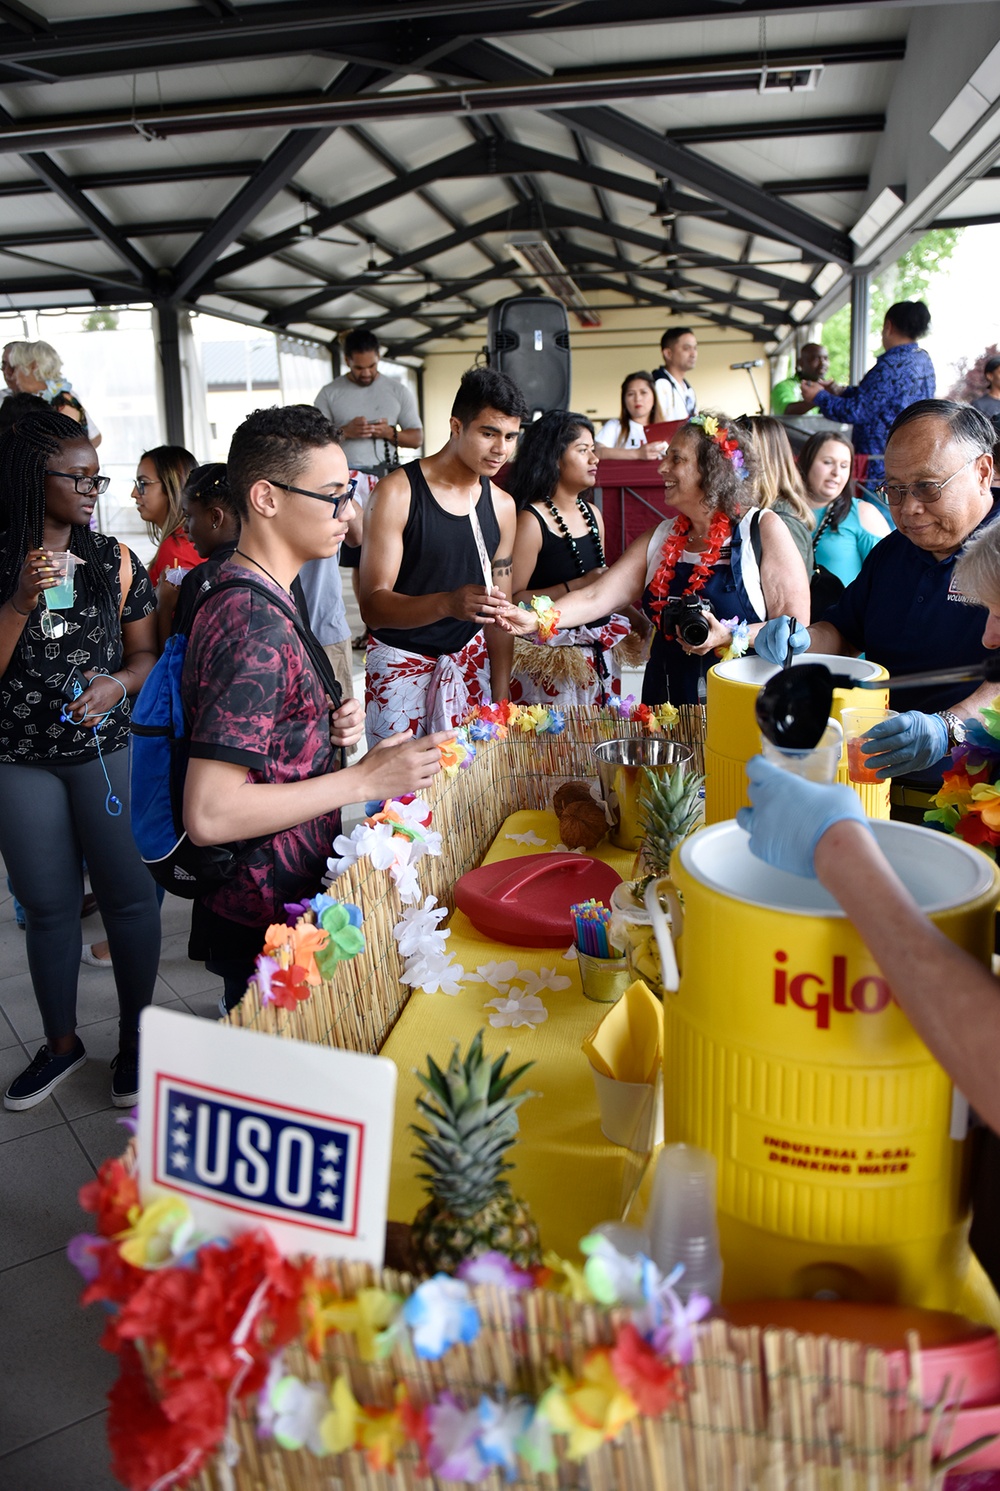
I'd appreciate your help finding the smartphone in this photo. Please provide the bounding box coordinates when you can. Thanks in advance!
[60,664,89,703]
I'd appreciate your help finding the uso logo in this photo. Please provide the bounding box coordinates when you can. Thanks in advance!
[153,1075,363,1235]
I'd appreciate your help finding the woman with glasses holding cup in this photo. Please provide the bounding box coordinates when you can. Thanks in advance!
[0,411,161,1112]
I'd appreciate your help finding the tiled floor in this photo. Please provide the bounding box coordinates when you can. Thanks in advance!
[0,642,368,1489]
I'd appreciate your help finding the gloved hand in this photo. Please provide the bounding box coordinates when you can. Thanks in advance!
[858,711,949,779]
[753,615,811,666]
[736,755,871,878]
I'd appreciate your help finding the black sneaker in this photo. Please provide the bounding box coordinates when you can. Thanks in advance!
[111,1044,139,1108]
[4,1039,86,1111]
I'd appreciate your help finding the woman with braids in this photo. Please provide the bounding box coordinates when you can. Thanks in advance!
[508,410,632,707]
[0,411,161,1111]
[508,414,810,705]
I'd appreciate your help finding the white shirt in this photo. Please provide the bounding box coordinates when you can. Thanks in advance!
[653,369,696,421]
[596,417,647,449]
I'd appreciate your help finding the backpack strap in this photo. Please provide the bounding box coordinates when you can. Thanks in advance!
[191,575,344,711]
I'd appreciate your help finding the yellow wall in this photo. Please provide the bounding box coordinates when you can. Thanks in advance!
[418,302,769,449]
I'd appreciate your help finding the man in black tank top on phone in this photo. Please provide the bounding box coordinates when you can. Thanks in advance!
[360,367,527,743]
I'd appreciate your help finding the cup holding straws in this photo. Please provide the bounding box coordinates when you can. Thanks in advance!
[572,898,630,1004]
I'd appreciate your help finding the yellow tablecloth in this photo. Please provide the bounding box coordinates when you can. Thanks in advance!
[381,809,645,1257]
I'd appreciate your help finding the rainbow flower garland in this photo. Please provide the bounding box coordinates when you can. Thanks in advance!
[925,697,1000,856]
[688,412,747,480]
[463,697,678,740]
[69,1161,705,1491]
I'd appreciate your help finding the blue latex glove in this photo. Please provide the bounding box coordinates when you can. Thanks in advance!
[753,615,811,666]
[736,755,871,878]
[857,711,949,779]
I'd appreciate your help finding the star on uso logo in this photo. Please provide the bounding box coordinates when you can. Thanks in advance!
[153,1075,363,1236]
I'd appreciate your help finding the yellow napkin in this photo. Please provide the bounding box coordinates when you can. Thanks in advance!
[581,978,663,1086]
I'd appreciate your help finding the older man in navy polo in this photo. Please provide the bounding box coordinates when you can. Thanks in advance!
[756,400,999,797]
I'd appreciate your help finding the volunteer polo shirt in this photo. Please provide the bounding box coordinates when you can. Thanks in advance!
[822,497,1000,717]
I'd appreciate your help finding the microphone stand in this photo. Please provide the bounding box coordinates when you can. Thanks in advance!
[743,365,764,415]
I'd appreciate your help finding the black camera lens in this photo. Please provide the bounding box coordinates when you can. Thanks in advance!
[676,609,710,646]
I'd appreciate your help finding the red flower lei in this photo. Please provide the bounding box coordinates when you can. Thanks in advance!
[647,509,731,625]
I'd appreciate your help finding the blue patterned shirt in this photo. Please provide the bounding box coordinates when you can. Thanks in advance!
[814,342,936,485]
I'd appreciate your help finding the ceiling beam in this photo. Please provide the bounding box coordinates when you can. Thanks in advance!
[0,161,261,197]
[168,60,394,304]
[206,141,487,286]
[763,174,870,196]
[263,206,523,325]
[19,152,154,284]
[0,219,211,247]
[0,3,908,81]
[447,40,854,265]
[669,114,885,146]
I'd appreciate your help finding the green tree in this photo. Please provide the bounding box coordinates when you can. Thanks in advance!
[82,306,119,331]
[820,228,962,383]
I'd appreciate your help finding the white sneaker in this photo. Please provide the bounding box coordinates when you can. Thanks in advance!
[81,944,113,969]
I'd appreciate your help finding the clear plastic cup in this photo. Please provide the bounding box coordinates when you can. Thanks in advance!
[841,707,899,785]
[760,717,843,784]
[647,1143,723,1302]
[44,551,80,610]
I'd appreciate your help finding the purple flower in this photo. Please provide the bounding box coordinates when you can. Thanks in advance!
[67,1232,105,1283]
[255,953,280,1006]
[426,1394,488,1481]
[457,1251,533,1290]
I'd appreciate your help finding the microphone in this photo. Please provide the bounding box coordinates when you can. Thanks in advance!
[731,359,765,370]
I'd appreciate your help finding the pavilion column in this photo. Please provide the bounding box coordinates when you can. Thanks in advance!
[155,303,185,447]
[849,270,871,386]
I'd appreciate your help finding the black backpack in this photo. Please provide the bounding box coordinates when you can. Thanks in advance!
[130,576,342,898]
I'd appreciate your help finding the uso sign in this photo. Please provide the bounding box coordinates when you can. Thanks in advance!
[137,1007,396,1264]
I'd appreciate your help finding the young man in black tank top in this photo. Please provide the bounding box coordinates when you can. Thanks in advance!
[360,367,528,743]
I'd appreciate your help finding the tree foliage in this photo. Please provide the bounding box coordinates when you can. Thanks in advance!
[820,229,963,383]
[82,307,120,332]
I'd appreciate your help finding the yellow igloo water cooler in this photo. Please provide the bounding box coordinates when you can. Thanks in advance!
[665,820,999,1307]
[704,654,890,823]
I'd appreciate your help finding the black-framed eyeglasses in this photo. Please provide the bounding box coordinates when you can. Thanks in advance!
[874,457,977,508]
[267,476,357,516]
[45,471,111,495]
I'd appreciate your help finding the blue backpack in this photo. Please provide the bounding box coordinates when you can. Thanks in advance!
[129,575,341,898]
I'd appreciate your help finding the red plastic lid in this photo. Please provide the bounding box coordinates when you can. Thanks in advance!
[455,853,623,947]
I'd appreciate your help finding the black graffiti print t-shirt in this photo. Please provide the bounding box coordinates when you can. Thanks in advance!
[182,564,342,928]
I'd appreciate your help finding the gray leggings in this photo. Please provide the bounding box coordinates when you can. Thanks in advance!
[0,750,160,1043]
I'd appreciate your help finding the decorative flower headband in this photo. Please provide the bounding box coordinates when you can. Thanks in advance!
[688,414,747,480]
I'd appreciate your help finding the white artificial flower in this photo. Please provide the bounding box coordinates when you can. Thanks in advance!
[485,993,548,1029]
[505,830,546,847]
[516,967,571,997]
[419,960,467,997]
[473,959,521,991]
[393,896,449,957]
[356,821,400,871]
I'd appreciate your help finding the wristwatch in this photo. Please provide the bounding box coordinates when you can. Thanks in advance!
[936,710,967,747]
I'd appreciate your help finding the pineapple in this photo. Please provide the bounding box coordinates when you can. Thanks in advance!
[631,763,704,899]
[410,1030,541,1274]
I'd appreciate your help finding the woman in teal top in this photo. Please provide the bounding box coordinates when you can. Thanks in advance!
[799,431,890,587]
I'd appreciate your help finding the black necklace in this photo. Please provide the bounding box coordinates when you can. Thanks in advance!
[234,549,289,594]
[543,494,606,576]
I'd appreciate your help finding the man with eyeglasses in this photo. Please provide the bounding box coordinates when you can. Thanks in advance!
[755,400,999,805]
[180,406,449,1010]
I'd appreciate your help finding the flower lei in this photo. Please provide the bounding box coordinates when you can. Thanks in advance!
[926,696,1000,856]
[717,617,751,663]
[689,412,747,480]
[71,1157,702,1491]
[519,593,561,641]
[646,507,731,626]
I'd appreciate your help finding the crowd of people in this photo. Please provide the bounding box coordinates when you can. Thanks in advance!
[5,304,1000,1132]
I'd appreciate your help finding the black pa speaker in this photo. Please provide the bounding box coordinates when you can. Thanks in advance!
[486,296,571,416]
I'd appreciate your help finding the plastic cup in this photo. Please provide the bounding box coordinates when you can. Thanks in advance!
[577,948,630,1003]
[842,707,899,784]
[590,1069,664,1151]
[44,551,80,611]
[647,1143,723,1302]
[760,717,843,784]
